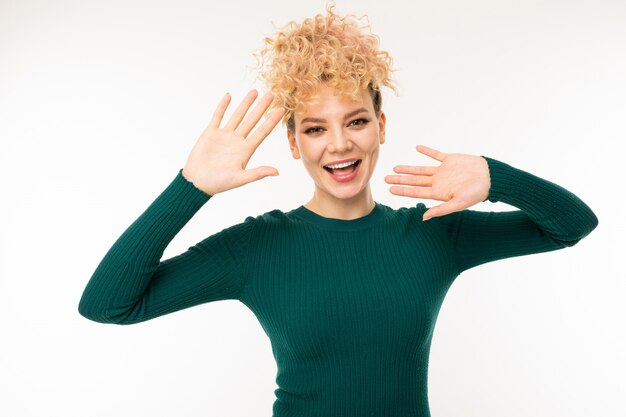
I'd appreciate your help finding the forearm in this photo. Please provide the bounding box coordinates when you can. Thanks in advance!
[480,156,599,245]
[78,169,211,324]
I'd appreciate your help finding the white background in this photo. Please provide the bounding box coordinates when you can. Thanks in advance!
[1,0,623,416]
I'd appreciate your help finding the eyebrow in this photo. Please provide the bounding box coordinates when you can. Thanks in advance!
[300,107,369,124]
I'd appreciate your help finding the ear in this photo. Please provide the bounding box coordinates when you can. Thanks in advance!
[287,130,301,159]
[378,111,387,145]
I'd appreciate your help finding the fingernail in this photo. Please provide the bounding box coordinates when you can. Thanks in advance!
[422,216,430,221]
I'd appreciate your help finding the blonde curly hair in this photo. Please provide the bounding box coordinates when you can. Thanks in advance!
[251,0,400,135]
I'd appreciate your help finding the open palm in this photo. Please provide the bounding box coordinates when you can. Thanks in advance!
[384,145,491,220]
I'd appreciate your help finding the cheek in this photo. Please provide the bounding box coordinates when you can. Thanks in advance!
[362,129,381,149]
[299,141,326,161]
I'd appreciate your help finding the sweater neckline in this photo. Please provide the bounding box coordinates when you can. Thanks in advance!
[291,202,385,232]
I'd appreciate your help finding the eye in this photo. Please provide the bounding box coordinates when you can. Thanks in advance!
[304,126,324,134]
[303,118,370,135]
[350,118,370,127]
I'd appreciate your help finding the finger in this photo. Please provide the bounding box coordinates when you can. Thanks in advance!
[240,165,280,185]
[248,107,286,150]
[416,145,446,162]
[223,89,259,131]
[384,173,432,187]
[392,165,436,176]
[387,184,435,200]
[422,199,465,220]
[208,92,232,129]
[236,92,274,138]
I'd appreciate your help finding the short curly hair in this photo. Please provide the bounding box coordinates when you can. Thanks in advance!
[251,0,400,135]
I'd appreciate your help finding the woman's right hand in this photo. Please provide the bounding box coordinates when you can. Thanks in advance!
[182,89,285,196]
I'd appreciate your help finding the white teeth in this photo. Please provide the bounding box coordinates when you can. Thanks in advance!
[325,160,358,169]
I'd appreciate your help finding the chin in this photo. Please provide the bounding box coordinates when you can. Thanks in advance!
[320,174,370,200]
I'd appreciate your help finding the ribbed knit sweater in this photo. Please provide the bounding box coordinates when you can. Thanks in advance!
[78,156,598,417]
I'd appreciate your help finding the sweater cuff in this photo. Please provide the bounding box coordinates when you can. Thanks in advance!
[162,169,212,210]
[480,156,523,203]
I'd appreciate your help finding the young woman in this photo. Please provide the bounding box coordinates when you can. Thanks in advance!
[78,3,598,416]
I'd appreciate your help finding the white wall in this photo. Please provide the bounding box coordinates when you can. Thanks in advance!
[0,0,622,416]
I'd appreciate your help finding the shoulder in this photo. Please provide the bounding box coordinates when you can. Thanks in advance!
[223,208,294,238]
[383,202,429,223]
[392,202,428,216]
[240,207,290,227]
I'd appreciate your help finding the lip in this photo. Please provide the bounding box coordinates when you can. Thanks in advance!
[323,158,360,167]
[325,159,361,183]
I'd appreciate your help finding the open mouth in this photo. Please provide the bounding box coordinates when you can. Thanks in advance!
[323,159,361,175]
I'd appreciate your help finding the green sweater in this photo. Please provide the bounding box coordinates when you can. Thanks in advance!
[78,156,598,417]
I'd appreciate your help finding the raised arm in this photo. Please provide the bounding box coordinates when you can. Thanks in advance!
[78,170,256,324]
[430,156,599,273]
[78,89,285,324]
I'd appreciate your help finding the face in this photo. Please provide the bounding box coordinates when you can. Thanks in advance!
[287,84,386,205]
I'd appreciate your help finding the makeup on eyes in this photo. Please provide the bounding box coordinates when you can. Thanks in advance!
[303,118,370,135]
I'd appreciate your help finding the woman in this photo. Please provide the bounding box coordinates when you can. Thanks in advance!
[78,3,598,416]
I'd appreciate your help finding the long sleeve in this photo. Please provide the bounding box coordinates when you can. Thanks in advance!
[430,156,599,274]
[78,169,255,325]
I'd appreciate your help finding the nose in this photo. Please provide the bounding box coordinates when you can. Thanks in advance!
[327,130,353,153]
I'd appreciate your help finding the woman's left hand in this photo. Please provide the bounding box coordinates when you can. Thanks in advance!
[384,145,491,221]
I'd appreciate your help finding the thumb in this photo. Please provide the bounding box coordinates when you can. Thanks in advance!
[423,206,446,221]
[422,199,463,221]
[422,208,436,221]
[242,166,280,183]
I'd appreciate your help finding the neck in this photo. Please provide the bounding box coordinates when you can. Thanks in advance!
[304,185,376,220]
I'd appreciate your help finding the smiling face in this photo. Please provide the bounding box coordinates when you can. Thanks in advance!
[287,84,386,211]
